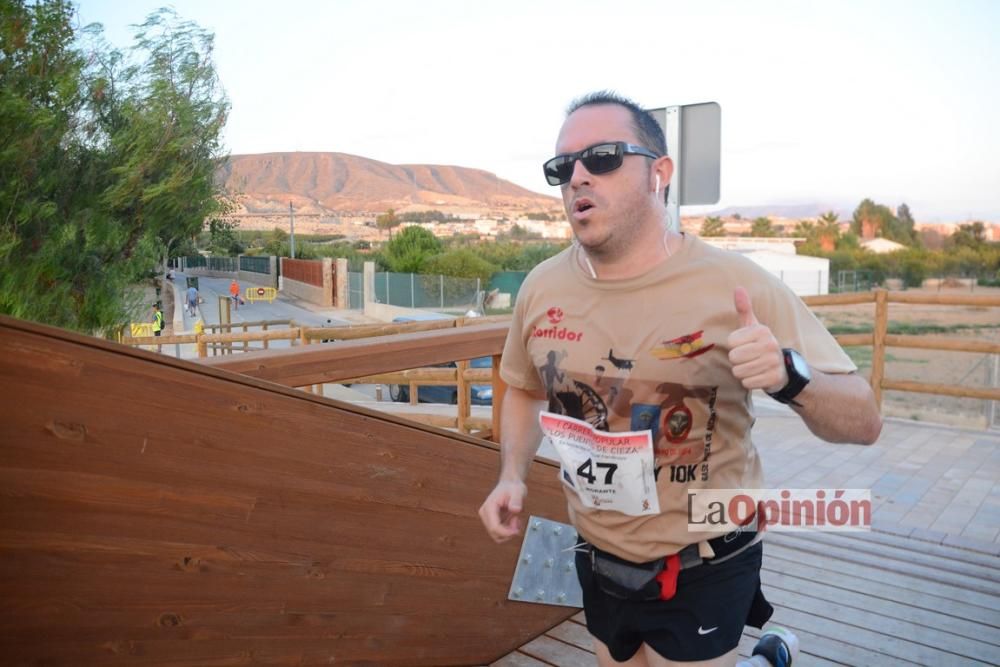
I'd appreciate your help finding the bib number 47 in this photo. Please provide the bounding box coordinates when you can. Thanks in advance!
[576,459,618,485]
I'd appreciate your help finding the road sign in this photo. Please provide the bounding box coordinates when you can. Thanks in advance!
[646,103,722,229]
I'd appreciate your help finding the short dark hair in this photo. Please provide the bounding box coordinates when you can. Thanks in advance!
[566,90,667,157]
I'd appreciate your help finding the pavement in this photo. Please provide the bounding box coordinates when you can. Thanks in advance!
[163,270,377,359]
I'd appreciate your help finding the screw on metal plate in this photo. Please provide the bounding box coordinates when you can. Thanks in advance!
[508,515,583,608]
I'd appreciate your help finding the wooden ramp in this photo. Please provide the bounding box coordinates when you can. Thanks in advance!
[0,315,575,665]
[497,530,1000,666]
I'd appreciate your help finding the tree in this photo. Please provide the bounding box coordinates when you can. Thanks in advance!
[700,216,725,236]
[852,199,917,246]
[383,226,442,273]
[816,211,841,251]
[950,222,987,249]
[423,249,497,283]
[0,2,229,332]
[376,208,400,239]
[750,216,776,237]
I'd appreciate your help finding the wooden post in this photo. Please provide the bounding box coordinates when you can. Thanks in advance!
[299,327,314,393]
[197,334,207,358]
[491,354,506,444]
[242,322,248,353]
[870,288,889,410]
[456,359,469,434]
[263,322,269,350]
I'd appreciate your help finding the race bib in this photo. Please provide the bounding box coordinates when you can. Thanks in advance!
[539,412,660,516]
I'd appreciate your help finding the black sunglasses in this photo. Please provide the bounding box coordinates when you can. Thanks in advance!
[543,141,661,186]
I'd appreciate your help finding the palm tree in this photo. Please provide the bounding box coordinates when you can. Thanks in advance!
[817,211,841,251]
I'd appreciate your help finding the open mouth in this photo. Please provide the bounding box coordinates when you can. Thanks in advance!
[574,199,594,214]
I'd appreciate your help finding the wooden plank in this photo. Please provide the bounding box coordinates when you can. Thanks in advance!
[518,635,597,666]
[784,531,1000,584]
[764,543,1000,612]
[199,323,509,386]
[544,619,592,652]
[0,315,575,665]
[802,293,876,306]
[491,652,553,667]
[885,334,1000,354]
[764,587,995,665]
[859,529,1000,570]
[881,379,1000,402]
[871,288,889,407]
[764,533,1000,598]
[887,292,1000,307]
[832,332,874,347]
[761,570,1000,648]
[492,354,506,444]
[743,620,918,666]
[763,550,1000,627]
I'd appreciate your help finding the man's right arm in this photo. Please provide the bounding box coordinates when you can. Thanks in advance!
[478,385,547,543]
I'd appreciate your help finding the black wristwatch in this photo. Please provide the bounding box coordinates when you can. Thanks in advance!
[766,348,811,407]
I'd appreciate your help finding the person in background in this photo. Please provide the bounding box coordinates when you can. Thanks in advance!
[229,278,240,311]
[186,284,199,317]
[151,304,164,337]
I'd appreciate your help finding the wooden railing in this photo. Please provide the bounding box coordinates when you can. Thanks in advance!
[193,289,999,440]
[802,289,1000,408]
[200,322,510,439]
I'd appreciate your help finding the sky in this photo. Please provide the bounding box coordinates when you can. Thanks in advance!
[75,0,1000,222]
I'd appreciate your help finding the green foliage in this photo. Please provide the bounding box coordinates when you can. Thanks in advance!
[525,211,552,221]
[750,216,776,237]
[397,210,459,223]
[423,248,497,283]
[0,2,229,332]
[376,208,400,237]
[700,216,725,236]
[949,222,988,249]
[383,225,442,272]
[851,198,919,246]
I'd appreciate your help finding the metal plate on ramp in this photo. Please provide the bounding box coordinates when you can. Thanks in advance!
[508,516,583,608]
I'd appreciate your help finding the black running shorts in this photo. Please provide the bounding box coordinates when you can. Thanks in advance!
[575,541,771,662]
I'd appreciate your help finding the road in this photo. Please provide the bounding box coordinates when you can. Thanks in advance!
[163,271,371,360]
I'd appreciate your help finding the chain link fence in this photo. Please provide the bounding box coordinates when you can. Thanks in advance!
[372,272,480,310]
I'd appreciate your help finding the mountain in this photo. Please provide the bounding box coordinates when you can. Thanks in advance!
[216,152,559,216]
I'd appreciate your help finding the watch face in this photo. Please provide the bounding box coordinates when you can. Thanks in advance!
[788,349,812,380]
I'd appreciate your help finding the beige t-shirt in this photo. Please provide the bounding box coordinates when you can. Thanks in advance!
[501,233,856,562]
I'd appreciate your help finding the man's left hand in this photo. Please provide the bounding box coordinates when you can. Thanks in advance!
[727,286,787,393]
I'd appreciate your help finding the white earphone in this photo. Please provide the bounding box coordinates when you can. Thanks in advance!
[655,173,661,197]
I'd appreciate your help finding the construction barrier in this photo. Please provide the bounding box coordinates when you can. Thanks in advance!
[245,286,277,304]
[130,322,154,337]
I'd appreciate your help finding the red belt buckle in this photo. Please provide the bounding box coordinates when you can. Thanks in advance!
[655,553,681,600]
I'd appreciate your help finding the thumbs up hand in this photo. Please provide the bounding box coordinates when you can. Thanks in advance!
[727,287,788,393]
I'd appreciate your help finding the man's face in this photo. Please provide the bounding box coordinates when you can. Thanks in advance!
[554,104,654,259]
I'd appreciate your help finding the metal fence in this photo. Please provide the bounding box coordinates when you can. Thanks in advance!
[489,271,528,304]
[240,255,271,275]
[207,256,238,272]
[373,272,480,310]
[348,272,363,309]
[184,255,207,268]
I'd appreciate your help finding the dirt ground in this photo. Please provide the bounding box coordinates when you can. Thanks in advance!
[811,285,1000,429]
